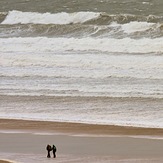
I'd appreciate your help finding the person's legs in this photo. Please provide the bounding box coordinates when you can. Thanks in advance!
[53,152,56,158]
[47,150,51,158]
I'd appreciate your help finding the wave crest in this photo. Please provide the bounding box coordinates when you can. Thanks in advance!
[1,10,163,25]
[0,12,7,23]
[1,10,100,25]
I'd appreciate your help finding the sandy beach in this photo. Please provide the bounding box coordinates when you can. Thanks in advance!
[0,119,163,163]
[1,0,163,163]
[0,161,13,163]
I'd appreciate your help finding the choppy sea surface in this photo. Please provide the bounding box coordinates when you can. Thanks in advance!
[0,0,163,128]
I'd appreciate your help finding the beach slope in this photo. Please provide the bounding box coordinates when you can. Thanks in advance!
[0,119,163,163]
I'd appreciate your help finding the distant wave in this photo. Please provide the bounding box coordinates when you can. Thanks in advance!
[1,10,163,25]
[1,10,100,25]
[1,11,162,39]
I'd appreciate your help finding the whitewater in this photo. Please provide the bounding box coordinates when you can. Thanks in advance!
[0,5,163,128]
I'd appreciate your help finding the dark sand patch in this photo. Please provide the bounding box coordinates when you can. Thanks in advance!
[0,119,163,136]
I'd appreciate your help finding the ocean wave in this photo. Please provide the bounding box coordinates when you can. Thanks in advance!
[1,10,163,25]
[1,11,162,39]
[1,10,100,25]
[0,24,100,38]
[0,12,7,23]
[0,37,163,54]
[86,13,163,25]
[1,22,163,38]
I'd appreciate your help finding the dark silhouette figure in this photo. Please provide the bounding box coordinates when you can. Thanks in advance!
[52,145,57,158]
[46,144,52,158]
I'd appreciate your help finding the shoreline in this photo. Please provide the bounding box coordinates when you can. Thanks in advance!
[0,118,163,162]
[0,118,163,137]
[1,95,163,130]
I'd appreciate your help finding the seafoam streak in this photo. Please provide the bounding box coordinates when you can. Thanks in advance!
[0,37,163,54]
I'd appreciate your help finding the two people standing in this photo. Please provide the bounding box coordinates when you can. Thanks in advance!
[46,144,57,158]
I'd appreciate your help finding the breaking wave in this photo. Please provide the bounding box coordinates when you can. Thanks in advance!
[1,22,163,38]
[0,12,7,23]
[1,10,100,25]
[1,11,163,39]
[1,10,163,25]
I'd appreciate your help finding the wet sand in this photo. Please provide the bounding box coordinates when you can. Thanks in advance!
[0,118,163,136]
[0,119,163,163]
[0,160,13,163]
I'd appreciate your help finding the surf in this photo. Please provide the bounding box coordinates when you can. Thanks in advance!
[0,37,163,54]
[1,10,100,25]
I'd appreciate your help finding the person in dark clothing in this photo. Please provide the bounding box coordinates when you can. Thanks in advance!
[46,144,52,158]
[52,144,57,158]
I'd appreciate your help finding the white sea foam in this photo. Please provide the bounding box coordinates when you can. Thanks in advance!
[1,11,163,129]
[1,10,100,24]
[109,21,159,34]
[0,37,163,54]
[1,11,161,38]
[1,1,163,131]
[121,21,155,34]
[1,47,163,80]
